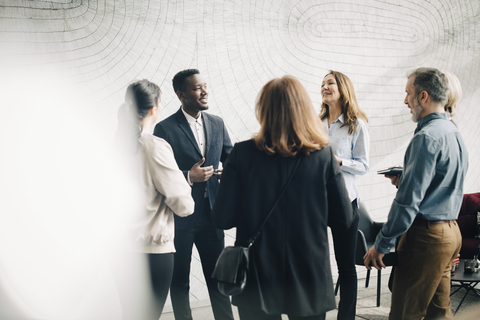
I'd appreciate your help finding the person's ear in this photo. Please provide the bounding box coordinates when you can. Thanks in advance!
[419,91,429,105]
[176,91,184,102]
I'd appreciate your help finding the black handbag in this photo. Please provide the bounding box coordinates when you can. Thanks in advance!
[211,157,301,296]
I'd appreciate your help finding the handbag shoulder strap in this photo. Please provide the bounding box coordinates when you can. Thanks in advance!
[247,156,302,247]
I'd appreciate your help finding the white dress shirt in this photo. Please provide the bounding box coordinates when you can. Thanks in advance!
[182,107,206,156]
[181,108,209,196]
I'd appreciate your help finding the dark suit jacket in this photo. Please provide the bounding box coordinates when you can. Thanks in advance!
[212,140,353,316]
[154,107,233,234]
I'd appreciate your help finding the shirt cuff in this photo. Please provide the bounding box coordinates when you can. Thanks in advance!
[187,171,193,186]
[341,158,352,167]
[373,232,395,254]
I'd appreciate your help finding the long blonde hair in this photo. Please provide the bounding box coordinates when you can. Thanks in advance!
[319,71,368,134]
[254,75,329,157]
[444,72,462,117]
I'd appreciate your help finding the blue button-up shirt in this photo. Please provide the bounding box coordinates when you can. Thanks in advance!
[374,112,469,254]
[322,115,369,203]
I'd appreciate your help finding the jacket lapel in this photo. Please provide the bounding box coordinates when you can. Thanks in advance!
[175,108,202,157]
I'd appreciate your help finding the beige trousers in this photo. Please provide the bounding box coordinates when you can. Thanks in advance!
[389,220,462,320]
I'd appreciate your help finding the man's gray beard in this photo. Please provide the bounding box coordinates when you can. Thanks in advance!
[411,96,423,123]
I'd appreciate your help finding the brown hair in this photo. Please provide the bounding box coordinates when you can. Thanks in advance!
[254,75,329,157]
[319,71,368,135]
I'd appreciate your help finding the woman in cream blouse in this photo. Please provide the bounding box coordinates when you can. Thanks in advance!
[114,79,194,320]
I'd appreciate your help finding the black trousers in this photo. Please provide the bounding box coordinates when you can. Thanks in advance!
[331,199,360,320]
[170,200,234,320]
[147,254,174,316]
[110,252,173,320]
[238,307,326,320]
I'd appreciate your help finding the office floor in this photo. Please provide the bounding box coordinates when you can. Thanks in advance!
[161,272,480,320]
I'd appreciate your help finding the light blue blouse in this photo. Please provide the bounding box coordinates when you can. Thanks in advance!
[322,114,369,203]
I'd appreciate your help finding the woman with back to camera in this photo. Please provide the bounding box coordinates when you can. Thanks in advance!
[212,75,354,320]
[113,79,194,320]
[319,71,369,320]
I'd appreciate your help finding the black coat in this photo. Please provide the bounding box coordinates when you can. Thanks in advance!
[212,140,353,316]
[154,108,232,234]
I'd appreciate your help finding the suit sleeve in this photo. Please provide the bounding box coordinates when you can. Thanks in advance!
[148,138,194,217]
[327,148,354,230]
[212,144,240,229]
[220,119,233,164]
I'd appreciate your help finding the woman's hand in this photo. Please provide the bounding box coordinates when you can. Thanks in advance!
[334,155,342,166]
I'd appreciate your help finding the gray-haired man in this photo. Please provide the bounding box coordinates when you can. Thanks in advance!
[364,67,468,319]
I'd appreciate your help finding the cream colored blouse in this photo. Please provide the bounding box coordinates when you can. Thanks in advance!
[131,131,194,253]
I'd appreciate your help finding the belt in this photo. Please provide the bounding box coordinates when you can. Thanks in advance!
[412,216,454,226]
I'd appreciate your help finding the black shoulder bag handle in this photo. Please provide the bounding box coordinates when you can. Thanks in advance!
[212,156,302,296]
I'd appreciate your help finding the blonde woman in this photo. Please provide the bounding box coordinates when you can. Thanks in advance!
[320,71,369,320]
[212,76,353,320]
[444,72,463,117]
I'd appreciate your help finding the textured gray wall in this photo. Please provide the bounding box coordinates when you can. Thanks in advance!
[1,0,479,317]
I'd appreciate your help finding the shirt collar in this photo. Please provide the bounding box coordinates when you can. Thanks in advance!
[415,112,450,134]
[332,113,345,124]
[321,113,344,127]
[181,107,203,126]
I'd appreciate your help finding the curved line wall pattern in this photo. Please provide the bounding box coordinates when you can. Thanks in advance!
[1,0,479,315]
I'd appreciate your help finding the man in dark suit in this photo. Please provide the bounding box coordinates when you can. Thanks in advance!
[154,69,234,320]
